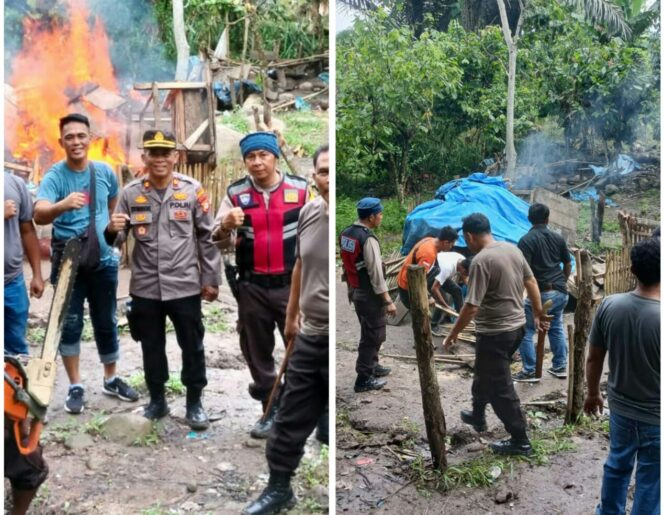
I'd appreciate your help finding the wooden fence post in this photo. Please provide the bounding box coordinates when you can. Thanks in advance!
[565,250,593,424]
[407,265,447,472]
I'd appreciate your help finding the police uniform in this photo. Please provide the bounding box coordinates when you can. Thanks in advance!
[114,132,220,420]
[339,198,390,387]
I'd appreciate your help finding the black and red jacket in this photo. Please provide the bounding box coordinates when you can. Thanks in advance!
[228,173,308,275]
[339,224,379,290]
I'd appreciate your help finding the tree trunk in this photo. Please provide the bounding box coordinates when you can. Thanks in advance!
[407,265,447,472]
[496,0,521,179]
[566,250,594,424]
[172,0,190,81]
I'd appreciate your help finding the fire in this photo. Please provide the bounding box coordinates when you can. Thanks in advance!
[5,0,126,181]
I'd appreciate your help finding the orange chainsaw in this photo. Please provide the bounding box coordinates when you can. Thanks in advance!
[5,238,81,455]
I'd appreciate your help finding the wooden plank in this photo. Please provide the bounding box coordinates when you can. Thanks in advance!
[184,119,209,150]
[134,82,207,90]
[152,83,160,126]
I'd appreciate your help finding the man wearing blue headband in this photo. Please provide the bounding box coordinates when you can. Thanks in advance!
[339,197,396,393]
[213,131,308,438]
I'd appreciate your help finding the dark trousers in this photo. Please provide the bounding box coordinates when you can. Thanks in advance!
[237,281,290,401]
[398,287,410,310]
[473,326,528,440]
[441,278,463,313]
[266,333,328,473]
[352,289,386,376]
[129,294,207,401]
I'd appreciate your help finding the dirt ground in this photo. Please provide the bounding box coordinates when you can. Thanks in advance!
[7,264,328,515]
[334,274,622,515]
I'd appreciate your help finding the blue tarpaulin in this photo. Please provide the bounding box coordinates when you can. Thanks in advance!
[401,173,532,254]
[569,186,617,206]
[213,80,262,109]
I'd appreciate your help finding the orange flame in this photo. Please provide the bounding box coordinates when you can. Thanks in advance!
[5,0,126,181]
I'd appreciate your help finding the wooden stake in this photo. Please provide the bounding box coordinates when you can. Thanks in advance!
[566,250,593,424]
[535,299,554,379]
[407,265,447,472]
[565,324,575,423]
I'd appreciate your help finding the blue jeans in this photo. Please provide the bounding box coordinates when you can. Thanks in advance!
[596,412,660,515]
[4,273,29,355]
[55,264,120,364]
[518,289,568,373]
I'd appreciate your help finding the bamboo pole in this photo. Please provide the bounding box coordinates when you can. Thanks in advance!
[565,324,575,422]
[407,265,447,472]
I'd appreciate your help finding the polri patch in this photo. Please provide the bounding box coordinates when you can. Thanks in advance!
[238,193,253,207]
[136,226,148,236]
[284,189,299,203]
[173,210,188,220]
[340,236,357,253]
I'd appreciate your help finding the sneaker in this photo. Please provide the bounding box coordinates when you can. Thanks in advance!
[547,366,567,379]
[512,370,540,383]
[374,364,392,377]
[431,325,445,337]
[489,438,532,456]
[103,377,140,402]
[65,386,85,414]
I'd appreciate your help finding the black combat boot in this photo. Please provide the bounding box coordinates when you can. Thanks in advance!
[489,438,532,456]
[460,405,487,432]
[242,470,296,515]
[143,396,169,420]
[250,401,278,439]
[185,389,209,430]
[354,375,386,393]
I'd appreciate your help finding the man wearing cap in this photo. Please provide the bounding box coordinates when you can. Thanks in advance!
[213,131,308,438]
[243,145,329,515]
[106,129,220,430]
[34,113,140,414]
[339,198,397,393]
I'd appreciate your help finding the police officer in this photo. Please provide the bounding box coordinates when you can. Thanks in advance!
[339,198,397,393]
[106,130,220,430]
[213,132,308,438]
[243,145,330,515]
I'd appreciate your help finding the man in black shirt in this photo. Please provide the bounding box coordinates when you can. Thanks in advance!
[513,203,572,382]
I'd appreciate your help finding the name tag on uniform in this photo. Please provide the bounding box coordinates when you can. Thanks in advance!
[340,236,356,253]
[169,209,191,222]
[131,211,153,225]
[284,189,299,203]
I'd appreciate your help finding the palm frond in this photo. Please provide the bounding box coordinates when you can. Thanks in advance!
[561,0,632,38]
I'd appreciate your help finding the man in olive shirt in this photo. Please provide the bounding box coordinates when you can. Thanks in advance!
[444,213,545,456]
[513,203,572,382]
[243,146,330,515]
[584,237,660,515]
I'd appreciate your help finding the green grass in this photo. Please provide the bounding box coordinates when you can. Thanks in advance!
[83,411,108,437]
[127,371,185,396]
[218,109,327,157]
[26,326,46,344]
[280,111,328,156]
[219,110,251,133]
[406,422,583,493]
[202,305,230,333]
[133,424,161,447]
[298,445,329,488]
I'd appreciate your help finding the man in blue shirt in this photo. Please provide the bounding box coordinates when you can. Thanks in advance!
[34,113,138,414]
